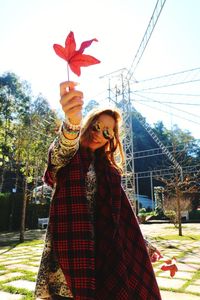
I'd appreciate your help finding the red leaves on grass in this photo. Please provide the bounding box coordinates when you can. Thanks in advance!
[53,31,100,76]
[161,257,178,277]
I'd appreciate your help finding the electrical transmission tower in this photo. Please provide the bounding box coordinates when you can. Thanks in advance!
[104,0,169,210]
[105,71,182,210]
[100,0,185,210]
[102,70,136,209]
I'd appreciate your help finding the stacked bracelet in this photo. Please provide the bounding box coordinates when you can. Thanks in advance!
[64,116,81,131]
[63,128,79,135]
[62,118,81,136]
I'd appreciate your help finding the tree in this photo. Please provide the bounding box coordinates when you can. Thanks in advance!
[161,172,200,236]
[153,124,199,235]
[133,116,200,199]
[153,122,200,168]
[0,72,31,192]
[83,99,99,116]
[0,72,58,241]
[13,94,57,242]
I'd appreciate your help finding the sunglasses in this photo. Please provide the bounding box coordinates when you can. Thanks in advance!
[91,121,114,140]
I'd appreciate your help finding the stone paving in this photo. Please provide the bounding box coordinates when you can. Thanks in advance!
[0,224,199,299]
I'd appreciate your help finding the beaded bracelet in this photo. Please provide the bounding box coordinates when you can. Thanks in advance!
[62,122,80,136]
[64,116,81,131]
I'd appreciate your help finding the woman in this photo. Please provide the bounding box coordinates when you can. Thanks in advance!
[35,81,162,300]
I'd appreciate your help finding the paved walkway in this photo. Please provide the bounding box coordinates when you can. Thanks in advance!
[0,224,199,299]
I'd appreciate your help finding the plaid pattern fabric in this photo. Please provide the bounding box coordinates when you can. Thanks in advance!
[49,147,95,299]
[47,147,162,300]
[95,163,162,299]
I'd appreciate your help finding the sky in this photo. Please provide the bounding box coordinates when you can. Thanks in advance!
[0,0,200,139]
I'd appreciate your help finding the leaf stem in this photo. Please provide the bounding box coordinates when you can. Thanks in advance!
[67,64,70,81]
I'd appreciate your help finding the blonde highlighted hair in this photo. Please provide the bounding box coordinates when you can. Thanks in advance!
[80,107,125,174]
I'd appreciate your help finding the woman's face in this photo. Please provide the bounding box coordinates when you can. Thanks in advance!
[86,114,115,151]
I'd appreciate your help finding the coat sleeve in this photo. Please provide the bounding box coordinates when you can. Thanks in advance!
[43,124,80,187]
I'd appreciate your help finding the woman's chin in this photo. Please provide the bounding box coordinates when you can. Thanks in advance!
[88,142,100,151]
[81,136,103,151]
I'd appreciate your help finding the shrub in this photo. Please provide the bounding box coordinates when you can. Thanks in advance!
[164,210,178,227]
[0,193,11,231]
[189,210,200,221]
[0,192,49,231]
[137,208,156,224]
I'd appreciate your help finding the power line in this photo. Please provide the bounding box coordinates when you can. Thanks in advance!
[133,67,200,92]
[135,67,200,83]
[134,100,200,126]
[135,99,200,106]
[133,91,200,106]
[132,92,200,119]
[126,0,167,81]
[134,98,200,106]
[139,91,200,98]
[135,78,200,92]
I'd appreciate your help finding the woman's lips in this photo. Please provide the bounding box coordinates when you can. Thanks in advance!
[92,134,101,143]
[92,138,100,143]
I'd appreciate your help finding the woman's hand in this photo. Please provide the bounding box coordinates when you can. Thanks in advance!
[60,81,84,125]
[151,248,163,262]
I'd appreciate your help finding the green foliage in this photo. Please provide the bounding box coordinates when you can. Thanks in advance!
[0,71,58,241]
[132,114,200,198]
[155,234,200,241]
[137,208,156,223]
[83,99,99,116]
[0,72,58,192]
[27,203,50,229]
[153,122,200,167]
[0,193,23,231]
[0,193,11,230]
[154,205,165,218]
[0,192,50,231]
[138,208,147,214]
[0,73,32,171]
[189,210,200,220]
[164,210,178,226]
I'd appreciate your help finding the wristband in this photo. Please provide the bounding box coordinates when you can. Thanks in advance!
[64,116,81,131]
[62,122,80,136]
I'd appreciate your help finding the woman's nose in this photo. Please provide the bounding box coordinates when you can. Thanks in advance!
[95,131,104,139]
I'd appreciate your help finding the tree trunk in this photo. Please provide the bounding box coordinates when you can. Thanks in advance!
[14,166,20,192]
[177,194,182,236]
[0,167,6,192]
[19,177,28,243]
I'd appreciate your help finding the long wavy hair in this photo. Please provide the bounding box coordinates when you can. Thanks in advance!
[80,107,125,174]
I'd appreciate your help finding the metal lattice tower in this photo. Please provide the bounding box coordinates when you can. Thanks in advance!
[100,0,168,210]
[105,71,136,209]
[104,69,183,211]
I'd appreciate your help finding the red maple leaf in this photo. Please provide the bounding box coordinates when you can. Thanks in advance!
[53,31,101,77]
[161,257,178,277]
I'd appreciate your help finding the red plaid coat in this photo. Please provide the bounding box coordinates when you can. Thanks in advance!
[45,147,162,300]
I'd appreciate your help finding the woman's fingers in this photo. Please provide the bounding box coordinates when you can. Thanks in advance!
[61,96,84,115]
[67,105,83,117]
[60,89,83,107]
[60,81,79,97]
[59,81,83,123]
